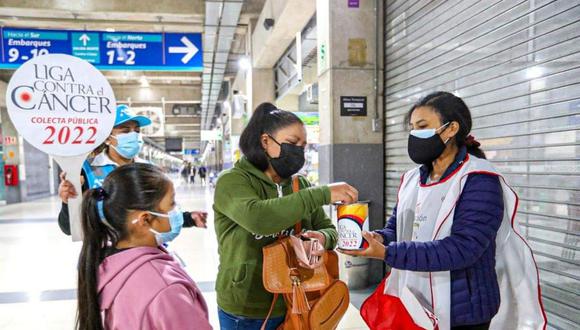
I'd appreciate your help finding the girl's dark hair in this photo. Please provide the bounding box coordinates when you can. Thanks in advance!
[76,163,171,330]
[405,91,486,159]
[239,102,304,171]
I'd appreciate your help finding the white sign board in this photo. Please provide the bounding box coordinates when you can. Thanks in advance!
[6,54,117,240]
[6,54,116,156]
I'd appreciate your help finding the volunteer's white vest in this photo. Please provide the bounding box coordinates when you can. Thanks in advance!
[385,154,547,330]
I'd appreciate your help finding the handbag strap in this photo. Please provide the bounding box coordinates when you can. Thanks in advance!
[292,176,302,234]
[277,176,302,241]
[262,176,302,329]
[261,293,280,330]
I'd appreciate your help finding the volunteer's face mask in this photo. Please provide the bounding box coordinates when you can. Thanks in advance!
[407,122,450,165]
[110,132,143,160]
[133,207,184,246]
[266,135,305,179]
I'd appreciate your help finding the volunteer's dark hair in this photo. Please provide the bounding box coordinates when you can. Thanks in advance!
[239,102,304,171]
[76,163,171,330]
[92,143,107,157]
[405,91,486,159]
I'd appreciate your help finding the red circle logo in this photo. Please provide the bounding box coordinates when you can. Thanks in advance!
[20,91,31,102]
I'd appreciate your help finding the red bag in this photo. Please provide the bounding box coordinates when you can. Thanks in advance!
[360,277,425,330]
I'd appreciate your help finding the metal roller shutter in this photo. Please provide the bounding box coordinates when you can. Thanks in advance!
[384,1,579,329]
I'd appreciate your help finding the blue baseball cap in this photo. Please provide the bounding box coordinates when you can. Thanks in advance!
[115,104,152,128]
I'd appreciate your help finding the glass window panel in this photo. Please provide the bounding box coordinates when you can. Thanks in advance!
[387,0,488,57]
[504,173,580,190]
[495,159,580,174]
[514,187,580,205]
[542,296,580,327]
[544,312,579,330]
[535,255,579,279]
[524,214,579,232]
[387,3,580,96]
[529,240,580,263]
[388,1,534,80]
[540,270,580,295]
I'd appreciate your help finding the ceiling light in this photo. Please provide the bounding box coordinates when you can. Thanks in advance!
[106,28,115,32]
[238,57,251,71]
[140,87,151,99]
[140,76,150,87]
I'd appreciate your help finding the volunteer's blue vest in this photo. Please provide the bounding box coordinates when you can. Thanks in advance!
[82,160,116,189]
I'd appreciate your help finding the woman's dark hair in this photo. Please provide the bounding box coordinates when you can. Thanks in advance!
[76,163,171,330]
[239,102,304,170]
[405,91,486,159]
[92,143,107,157]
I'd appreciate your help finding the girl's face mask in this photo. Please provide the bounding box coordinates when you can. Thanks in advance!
[133,207,183,246]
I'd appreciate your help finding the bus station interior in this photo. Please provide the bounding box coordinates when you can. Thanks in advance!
[0,0,578,329]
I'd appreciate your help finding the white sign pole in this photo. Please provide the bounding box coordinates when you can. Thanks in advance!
[6,54,117,241]
[53,154,89,240]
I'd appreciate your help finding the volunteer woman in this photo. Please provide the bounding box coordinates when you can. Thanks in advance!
[341,92,546,330]
[58,105,207,236]
[213,102,358,329]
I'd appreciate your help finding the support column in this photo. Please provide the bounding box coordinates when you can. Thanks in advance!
[247,68,275,114]
[229,65,275,164]
[317,0,384,285]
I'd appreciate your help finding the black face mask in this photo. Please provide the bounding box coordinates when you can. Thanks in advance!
[407,123,450,165]
[266,135,305,178]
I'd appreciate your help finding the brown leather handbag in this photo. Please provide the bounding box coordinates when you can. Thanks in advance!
[261,177,350,330]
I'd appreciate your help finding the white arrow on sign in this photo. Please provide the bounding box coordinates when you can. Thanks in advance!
[79,33,90,46]
[169,36,199,64]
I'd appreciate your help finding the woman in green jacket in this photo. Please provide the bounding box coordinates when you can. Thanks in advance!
[213,103,358,330]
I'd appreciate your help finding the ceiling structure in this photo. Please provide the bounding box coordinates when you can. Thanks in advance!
[0,0,265,152]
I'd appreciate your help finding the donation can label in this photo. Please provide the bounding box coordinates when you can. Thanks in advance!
[337,203,369,250]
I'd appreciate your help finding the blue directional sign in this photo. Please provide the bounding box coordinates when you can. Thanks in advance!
[184,149,201,155]
[0,27,202,71]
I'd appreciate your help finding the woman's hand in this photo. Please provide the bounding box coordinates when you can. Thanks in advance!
[338,231,387,260]
[328,182,359,204]
[370,231,384,244]
[191,211,208,228]
[59,172,78,204]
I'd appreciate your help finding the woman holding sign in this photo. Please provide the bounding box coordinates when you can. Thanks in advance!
[339,92,546,330]
[58,105,208,236]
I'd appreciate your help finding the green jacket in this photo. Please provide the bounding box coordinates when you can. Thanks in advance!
[213,157,337,318]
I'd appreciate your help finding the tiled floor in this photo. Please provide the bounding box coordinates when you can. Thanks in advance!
[0,177,368,329]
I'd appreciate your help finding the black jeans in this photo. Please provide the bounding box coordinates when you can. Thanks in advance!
[451,322,490,330]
